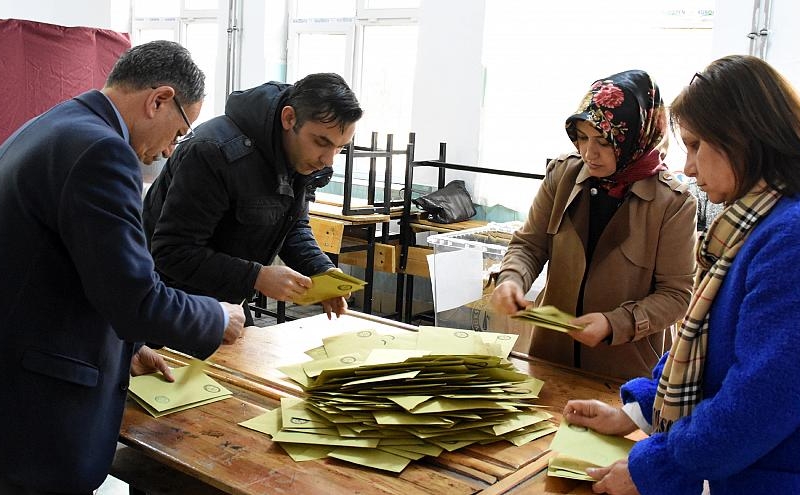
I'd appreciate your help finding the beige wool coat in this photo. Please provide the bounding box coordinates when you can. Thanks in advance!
[497,153,697,380]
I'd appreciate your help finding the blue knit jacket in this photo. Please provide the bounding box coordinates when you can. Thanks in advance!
[620,195,800,495]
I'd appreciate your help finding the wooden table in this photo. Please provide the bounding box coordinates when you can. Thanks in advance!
[119,312,625,494]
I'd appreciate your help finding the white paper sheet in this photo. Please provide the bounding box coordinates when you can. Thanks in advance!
[427,248,484,312]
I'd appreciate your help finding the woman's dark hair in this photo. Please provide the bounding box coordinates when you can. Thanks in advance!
[670,54,800,197]
[105,40,205,104]
[286,73,363,132]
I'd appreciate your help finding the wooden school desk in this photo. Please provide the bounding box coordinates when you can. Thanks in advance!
[119,311,625,494]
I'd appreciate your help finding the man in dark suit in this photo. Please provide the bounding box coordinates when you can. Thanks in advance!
[0,40,245,494]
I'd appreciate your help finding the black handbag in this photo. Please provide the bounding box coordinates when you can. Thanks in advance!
[412,180,476,224]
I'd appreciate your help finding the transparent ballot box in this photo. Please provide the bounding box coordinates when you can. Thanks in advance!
[426,222,520,331]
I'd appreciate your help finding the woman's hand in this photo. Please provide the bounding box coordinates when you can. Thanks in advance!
[587,460,639,495]
[489,280,529,315]
[570,312,612,347]
[563,399,637,436]
[130,345,174,381]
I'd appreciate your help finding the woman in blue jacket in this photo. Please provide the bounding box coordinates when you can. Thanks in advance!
[561,55,800,494]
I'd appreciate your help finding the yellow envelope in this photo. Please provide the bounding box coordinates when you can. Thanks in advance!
[417,326,488,355]
[293,271,367,305]
[547,422,635,481]
[128,363,232,417]
[507,423,558,446]
[512,305,584,333]
[279,444,335,462]
[328,446,411,473]
[323,329,418,356]
[239,407,282,435]
[270,430,380,448]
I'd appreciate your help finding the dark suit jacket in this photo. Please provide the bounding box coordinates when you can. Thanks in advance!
[0,90,225,492]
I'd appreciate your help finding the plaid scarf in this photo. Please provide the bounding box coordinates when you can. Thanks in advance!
[652,185,782,433]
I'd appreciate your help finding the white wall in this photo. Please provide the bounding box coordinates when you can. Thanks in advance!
[711,0,751,57]
[761,0,800,84]
[706,0,800,89]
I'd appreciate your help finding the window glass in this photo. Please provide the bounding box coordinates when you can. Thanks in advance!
[481,0,714,175]
[296,0,356,18]
[134,0,180,17]
[135,28,179,43]
[477,0,714,211]
[185,0,219,10]
[294,33,349,80]
[356,23,418,182]
[364,0,420,9]
[185,21,219,124]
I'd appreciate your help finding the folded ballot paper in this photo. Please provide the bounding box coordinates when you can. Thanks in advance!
[511,305,584,333]
[128,359,232,417]
[239,327,557,473]
[547,422,635,481]
[292,271,367,306]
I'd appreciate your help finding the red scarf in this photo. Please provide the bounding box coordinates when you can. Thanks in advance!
[603,149,666,198]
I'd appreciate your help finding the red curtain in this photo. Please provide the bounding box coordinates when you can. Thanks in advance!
[0,19,130,144]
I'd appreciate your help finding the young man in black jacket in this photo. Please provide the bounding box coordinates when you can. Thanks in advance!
[143,73,363,323]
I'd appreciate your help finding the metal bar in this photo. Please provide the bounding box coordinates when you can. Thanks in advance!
[760,0,773,59]
[381,134,394,242]
[437,143,447,189]
[367,131,378,206]
[413,160,545,180]
[224,0,241,96]
[363,224,376,314]
[404,276,414,323]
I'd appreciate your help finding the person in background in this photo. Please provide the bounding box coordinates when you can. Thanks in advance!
[0,40,245,494]
[490,70,697,380]
[143,73,363,324]
[564,55,800,494]
[675,170,725,232]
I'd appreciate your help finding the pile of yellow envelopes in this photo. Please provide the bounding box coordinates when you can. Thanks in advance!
[239,327,556,473]
[511,305,584,333]
[547,422,635,480]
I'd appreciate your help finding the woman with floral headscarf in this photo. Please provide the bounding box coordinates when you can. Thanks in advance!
[490,70,697,380]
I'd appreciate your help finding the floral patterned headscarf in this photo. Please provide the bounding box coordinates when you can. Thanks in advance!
[566,70,668,178]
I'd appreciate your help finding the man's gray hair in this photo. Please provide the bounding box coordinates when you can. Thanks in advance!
[106,40,205,104]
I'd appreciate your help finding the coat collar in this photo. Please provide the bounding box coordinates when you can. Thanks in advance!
[73,90,126,140]
[570,163,658,204]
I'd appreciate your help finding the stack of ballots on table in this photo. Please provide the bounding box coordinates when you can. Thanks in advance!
[239,327,556,472]
[511,305,584,333]
[547,422,635,480]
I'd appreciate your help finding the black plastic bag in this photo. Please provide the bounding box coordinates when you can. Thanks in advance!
[412,180,476,224]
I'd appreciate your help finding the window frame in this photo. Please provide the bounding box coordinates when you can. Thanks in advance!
[130,0,229,118]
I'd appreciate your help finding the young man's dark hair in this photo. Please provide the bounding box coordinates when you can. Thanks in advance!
[286,72,363,132]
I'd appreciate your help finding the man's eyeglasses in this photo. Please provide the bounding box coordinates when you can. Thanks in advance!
[172,95,195,145]
[690,72,709,86]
